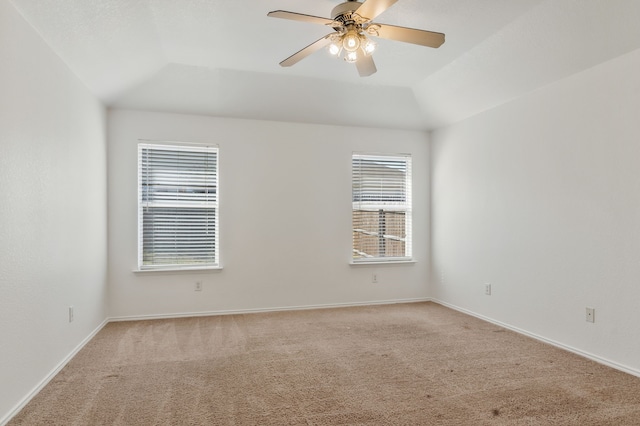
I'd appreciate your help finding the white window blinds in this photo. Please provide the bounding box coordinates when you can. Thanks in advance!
[138,143,219,270]
[352,153,412,261]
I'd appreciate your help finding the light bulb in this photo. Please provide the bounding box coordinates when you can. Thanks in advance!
[363,39,376,55]
[342,31,361,52]
[345,51,358,63]
[328,43,341,56]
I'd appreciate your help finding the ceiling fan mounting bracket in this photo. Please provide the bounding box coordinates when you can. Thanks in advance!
[331,1,365,21]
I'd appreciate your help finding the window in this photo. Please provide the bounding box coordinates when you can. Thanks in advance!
[138,143,219,270]
[352,153,412,262]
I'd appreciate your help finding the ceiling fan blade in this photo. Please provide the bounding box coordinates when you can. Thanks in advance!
[355,0,399,21]
[356,55,377,77]
[267,10,334,26]
[373,24,445,48]
[279,34,334,67]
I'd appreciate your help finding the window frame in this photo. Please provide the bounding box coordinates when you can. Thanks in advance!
[137,141,220,272]
[351,152,413,264]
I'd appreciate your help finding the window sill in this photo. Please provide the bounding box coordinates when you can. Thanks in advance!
[133,266,223,274]
[350,259,415,266]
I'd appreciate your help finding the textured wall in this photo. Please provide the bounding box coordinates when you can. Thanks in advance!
[0,2,107,422]
[107,110,430,318]
[431,47,640,374]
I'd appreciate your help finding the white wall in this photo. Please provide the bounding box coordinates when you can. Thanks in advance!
[431,47,640,374]
[0,1,107,423]
[107,110,430,318]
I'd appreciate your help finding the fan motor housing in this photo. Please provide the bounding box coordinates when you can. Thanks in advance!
[331,1,363,20]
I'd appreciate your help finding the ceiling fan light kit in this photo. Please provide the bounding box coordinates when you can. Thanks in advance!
[268,0,445,77]
[328,29,377,64]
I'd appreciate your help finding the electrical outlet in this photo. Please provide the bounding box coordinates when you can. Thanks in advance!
[69,306,74,323]
[485,283,491,295]
[586,307,595,323]
[195,281,203,292]
[372,273,378,283]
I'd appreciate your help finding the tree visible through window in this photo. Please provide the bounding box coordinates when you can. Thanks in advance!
[138,143,219,270]
[352,153,412,261]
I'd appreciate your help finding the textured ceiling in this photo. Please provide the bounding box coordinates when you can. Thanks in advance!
[9,0,640,130]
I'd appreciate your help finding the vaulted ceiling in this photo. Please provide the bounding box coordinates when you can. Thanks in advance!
[10,0,640,130]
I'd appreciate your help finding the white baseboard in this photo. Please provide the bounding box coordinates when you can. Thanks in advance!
[0,319,109,426]
[108,297,432,322]
[431,298,640,379]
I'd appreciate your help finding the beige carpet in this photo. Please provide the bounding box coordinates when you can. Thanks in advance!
[9,302,640,425]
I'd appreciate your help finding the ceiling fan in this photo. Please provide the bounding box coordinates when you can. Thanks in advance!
[267,0,445,77]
